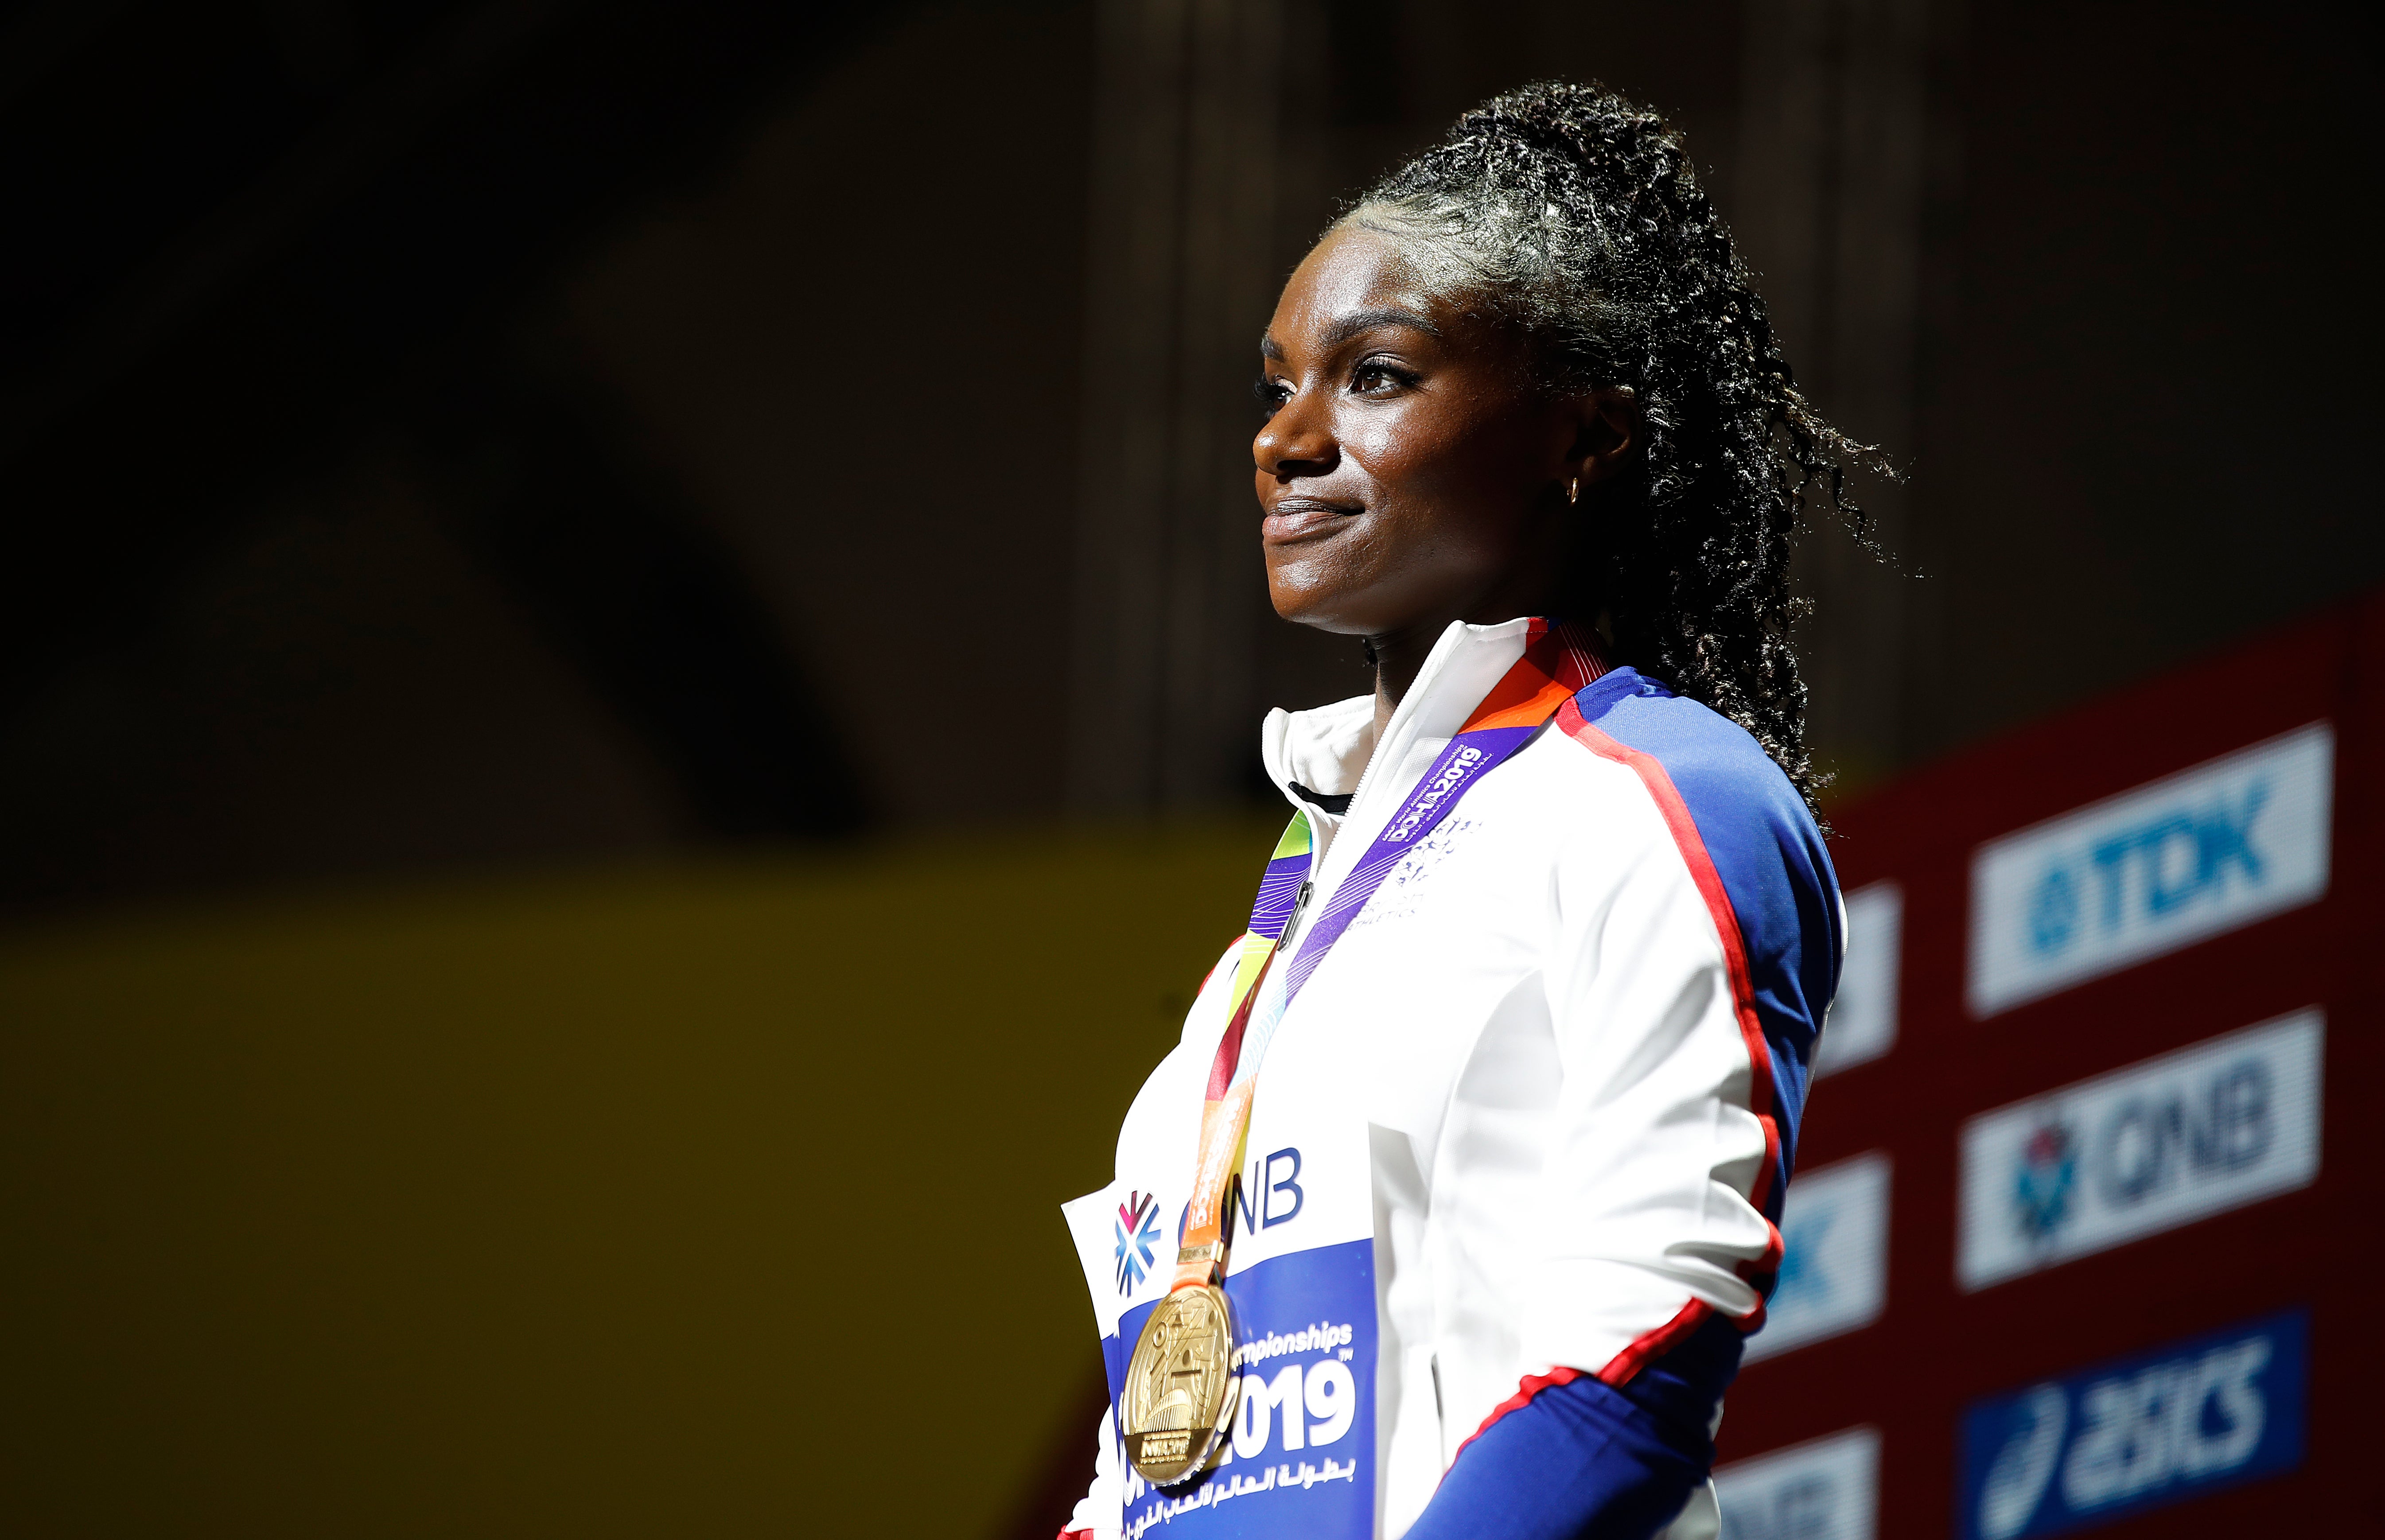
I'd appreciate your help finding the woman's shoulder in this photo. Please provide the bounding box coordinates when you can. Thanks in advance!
[1547,666,1843,993]
[1555,667,1826,859]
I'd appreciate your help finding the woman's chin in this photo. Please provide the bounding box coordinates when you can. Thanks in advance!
[1265,556,1377,627]
[1265,581,1368,633]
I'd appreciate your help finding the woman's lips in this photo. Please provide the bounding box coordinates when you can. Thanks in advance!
[1262,499,1362,544]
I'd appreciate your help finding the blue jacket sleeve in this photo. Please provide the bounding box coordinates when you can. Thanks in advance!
[1399,1313,1738,1540]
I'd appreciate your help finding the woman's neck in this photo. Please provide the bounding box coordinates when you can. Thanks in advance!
[1368,619,1446,743]
[1368,561,1573,738]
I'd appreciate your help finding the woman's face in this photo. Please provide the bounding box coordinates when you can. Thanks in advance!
[1253,225,1610,640]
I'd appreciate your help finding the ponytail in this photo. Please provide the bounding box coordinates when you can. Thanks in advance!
[1342,81,1888,809]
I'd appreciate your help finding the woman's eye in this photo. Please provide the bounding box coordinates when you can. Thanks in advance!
[1252,377,1291,415]
[1350,362,1414,395]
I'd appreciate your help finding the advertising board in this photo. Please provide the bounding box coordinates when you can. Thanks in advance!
[1956,1012,2323,1291]
[1968,725,2332,1017]
[1955,1308,2307,1540]
[1714,1426,1879,1540]
[1745,1153,1889,1363]
[1697,592,2378,1540]
[1816,883,1900,1077]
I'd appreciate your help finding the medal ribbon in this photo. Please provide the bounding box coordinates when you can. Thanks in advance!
[1171,620,1607,1289]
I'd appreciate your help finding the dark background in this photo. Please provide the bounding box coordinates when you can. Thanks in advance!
[6,0,2377,915]
[0,1,2377,1535]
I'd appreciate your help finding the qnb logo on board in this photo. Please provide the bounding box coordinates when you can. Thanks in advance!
[1958,1309,2307,1540]
[1957,1012,2322,1291]
[1968,723,2331,1016]
[2010,1120,2077,1241]
[1114,1191,1162,1295]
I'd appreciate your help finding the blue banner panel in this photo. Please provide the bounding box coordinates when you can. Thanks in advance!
[1956,1307,2307,1540]
[1104,1237,1376,1539]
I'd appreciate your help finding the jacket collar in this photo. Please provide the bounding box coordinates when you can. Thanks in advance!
[1260,617,1607,852]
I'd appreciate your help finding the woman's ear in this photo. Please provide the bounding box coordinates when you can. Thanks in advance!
[1567,387,1639,487]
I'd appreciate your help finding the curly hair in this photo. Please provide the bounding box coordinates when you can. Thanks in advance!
[1342,81,1886,809]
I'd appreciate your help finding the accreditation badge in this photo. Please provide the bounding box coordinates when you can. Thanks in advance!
[1064,1105,1376,1540]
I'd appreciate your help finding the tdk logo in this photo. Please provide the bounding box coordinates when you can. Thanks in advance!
[1958,1012,2321,1291]
[1969,724,2331,1016]
[1958,1309,2306,1540]
[2023,784,2265,955]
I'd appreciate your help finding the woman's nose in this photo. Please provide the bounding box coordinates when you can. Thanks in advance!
[1254,388,1337,480]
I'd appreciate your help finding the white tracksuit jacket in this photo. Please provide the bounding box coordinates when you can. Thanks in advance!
[1065,617,1842,1539]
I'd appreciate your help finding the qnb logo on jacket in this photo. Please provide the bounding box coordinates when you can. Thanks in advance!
[1958,1309,2307,1540]
[1968,723,2332,1016]
[1957,1012,2322,1291]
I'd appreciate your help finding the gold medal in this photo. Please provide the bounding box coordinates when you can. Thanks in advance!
[1121,1282,1239,1485]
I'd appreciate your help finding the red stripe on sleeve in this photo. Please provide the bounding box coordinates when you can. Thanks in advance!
[1595,1297,1716,1386]
[1441,680,1793,1482]
[1553,699,1783,1207]
[1450,1365,1588,1465]
[1449,1298,1718,1471]
[1556,697,1787,1329]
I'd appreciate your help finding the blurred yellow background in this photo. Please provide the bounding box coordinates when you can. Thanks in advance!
[0,821,1272,1536]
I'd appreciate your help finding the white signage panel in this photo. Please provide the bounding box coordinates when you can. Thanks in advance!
[1968,723,2332,1016]
[1817,883,1900,1077]
[1745,1152,1890,1364]
[1715,1425,1880,1540]
[1957,1011,2323,1291]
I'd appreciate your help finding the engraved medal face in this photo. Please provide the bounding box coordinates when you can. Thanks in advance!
[1121,1285,1237,1486]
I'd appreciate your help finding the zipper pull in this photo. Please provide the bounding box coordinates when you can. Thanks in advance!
[1283,879,1314,942]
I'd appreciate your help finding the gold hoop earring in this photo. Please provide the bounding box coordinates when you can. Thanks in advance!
[1567,478,1582,506]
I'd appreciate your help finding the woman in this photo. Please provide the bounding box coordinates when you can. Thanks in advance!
[1059,82,1869,1540]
